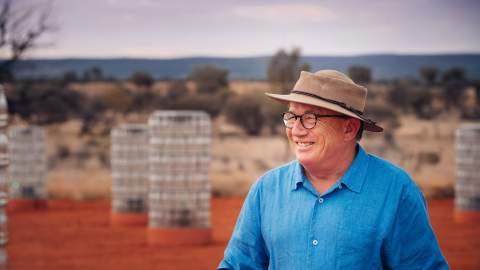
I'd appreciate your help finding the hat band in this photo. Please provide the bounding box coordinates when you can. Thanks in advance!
[291,90,364,116]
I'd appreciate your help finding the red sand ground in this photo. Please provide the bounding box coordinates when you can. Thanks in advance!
[6,198,480,270]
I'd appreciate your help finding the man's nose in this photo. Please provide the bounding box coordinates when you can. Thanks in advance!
[291,118,308,136]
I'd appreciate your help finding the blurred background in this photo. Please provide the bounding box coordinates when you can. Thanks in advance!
[0,0,479,268]
[2,0,479,198]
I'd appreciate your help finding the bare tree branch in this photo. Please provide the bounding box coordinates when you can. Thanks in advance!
[0,0,11,48]
[0,0,55,82]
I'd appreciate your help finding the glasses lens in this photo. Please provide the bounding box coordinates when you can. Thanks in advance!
[301,113,317,129]
[282,112,296,128]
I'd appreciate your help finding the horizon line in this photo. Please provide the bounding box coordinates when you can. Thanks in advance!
[13,51,480,61]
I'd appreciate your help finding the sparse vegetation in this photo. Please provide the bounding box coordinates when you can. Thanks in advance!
[4,51,480,200]
[348,65,371,85]
[224,92,265,136]
[130,71,154,89]
[420,66,438,85]
[267,48,310,93]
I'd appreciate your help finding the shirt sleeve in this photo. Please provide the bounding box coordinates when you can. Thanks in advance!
[217,180,269,270]
[382,180,449,269]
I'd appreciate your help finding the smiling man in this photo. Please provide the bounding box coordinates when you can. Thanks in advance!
[218,70,448,269]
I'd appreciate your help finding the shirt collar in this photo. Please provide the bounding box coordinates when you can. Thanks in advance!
[338,144,369,193]
[290,161,306,191]
[290,144,370,193]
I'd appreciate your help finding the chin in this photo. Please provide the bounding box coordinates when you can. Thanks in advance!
[296,153,315,166]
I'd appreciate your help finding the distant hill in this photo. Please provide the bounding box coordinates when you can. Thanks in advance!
[8,54,480,80]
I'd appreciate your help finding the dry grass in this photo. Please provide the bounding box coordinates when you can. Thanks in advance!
[44,117,460,199]
[32,81,469,200]
[47,169,111,200]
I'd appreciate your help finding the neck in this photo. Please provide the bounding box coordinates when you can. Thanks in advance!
[304,144,357,191]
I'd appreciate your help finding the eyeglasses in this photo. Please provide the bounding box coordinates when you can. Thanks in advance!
[282,112,349,129]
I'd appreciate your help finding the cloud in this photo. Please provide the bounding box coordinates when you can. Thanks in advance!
[232,3,337,23]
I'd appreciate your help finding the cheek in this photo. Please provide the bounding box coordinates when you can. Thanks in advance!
[313,123,340,148]
[286,128,293,140]
[317,122,343,140]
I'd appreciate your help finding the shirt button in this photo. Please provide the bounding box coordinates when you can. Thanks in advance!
[318,198,324,204]
[339,185,343,189]
[312,239,318,246]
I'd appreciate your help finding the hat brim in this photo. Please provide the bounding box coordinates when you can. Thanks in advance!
[265,92,383,132]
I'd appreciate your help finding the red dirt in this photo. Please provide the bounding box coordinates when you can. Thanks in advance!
[5,198,480,270]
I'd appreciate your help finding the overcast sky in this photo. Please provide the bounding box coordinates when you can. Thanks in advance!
[22,0,480,58]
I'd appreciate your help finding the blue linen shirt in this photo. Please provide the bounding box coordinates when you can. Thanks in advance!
[218,145,448,269]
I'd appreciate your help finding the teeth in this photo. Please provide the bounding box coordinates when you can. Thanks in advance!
[296,142,313,148]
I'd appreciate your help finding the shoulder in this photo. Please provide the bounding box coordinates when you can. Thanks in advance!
[366,152,413,185]
[364,152,422,200]
[249,160,298,193]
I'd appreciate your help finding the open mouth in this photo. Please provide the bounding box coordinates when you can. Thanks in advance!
[296,142,314,148]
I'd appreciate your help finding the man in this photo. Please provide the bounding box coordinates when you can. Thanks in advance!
[218,70,448,269]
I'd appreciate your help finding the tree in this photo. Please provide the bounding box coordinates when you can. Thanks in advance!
[183,65,230,118]
[347,65,371,85]
[442,67,466,84]
[6,80,90,124]
[419,66,438,85]
[267,48,309,93]
[224,92,265,136]
[0,0,55,82]
[83,66,103,81]
[442,67,468,107]
[130,71,154,89]
[61,70,78,85]
[164,79,189,105]
[387,81,411,112]
[261,99,286,135]
[188,64,228,95]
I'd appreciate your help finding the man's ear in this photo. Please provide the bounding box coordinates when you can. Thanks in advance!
[343,118,361,141]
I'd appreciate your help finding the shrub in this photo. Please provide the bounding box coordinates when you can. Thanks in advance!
[188,65,228,95]
[6,81,87,124]
[98,85,133,113]
[387,82,411,112]
[224,92,265,136]
[56,144,71,159]
[172,91,227,118]
[130,71,154,89]
[165,80,189,103]
[261,99,286,134]
[128,91,163,113]
[419,66,438,85]
[411,90,437,119]
[348,65,371,85]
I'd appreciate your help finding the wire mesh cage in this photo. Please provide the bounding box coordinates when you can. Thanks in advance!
[0,85,8,248]
[0,85,9,248]
[7,126,47,200]
[0,85,8,205]
[455,124,480,217]
[110,124,149,214]
[148,111,211,229]
[0,135,7,206]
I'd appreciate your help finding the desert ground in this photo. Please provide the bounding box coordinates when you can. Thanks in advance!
[5,197,480,270]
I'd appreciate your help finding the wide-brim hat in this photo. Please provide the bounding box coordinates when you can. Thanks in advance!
[265,70,383,132]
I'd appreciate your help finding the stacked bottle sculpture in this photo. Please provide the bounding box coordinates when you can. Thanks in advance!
[455,124,480,222]
[0,85,8,268]
[7,126,47,203]
[110,124,149,225]
[147,111,212,245]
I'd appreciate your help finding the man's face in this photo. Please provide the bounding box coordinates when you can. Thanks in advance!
[286,102,348,168]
